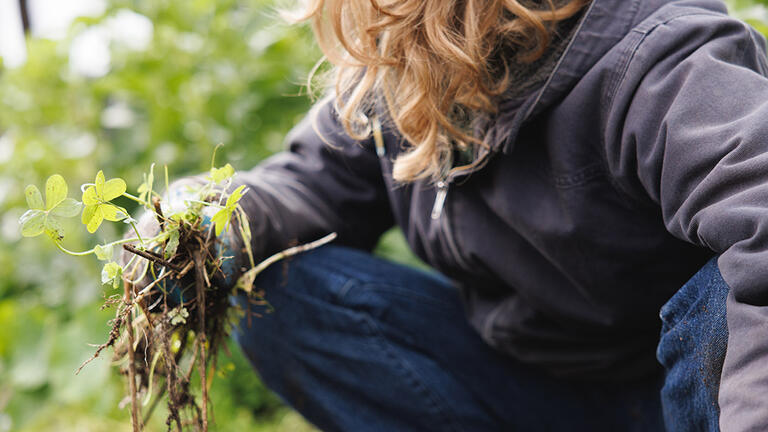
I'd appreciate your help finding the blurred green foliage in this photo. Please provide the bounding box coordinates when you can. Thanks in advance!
[2,0,764,430]
[0,0,330,430]
[0,0,422,429]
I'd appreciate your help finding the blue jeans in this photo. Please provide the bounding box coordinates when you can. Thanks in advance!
[657,257,728,431]
[232,247,727,431]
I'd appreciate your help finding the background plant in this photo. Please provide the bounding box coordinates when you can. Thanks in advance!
[0,1,331,430]
[1,0,761,430]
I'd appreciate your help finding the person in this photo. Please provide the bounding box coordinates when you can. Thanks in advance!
[130,0,768,430]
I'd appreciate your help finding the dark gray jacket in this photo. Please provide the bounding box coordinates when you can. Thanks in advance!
[237,0,768,428]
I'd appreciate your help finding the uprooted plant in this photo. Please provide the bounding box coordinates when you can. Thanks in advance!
[18,153,336,431]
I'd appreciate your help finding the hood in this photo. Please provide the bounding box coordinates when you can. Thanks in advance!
[487,0,725,155]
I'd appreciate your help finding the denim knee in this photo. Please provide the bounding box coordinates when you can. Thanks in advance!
[657,256,728,432]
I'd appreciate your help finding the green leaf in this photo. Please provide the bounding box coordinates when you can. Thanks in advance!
[94,171,105,197]
[81,171,128,232]
[82,186,99,205]
[22,176,80,240]
[94,243,114,261]
[103,178,127,201]
[101,262,123,289]
[225,185,246,208]
[165,229,180,259]
[84,206,104,233]
[100,204,122,222]
[45,174,68,211]
[237,207,251,245]
[19,210,45,237]
[211,163,235,183]
[24,185,44,210]
[212,208,230,237]
[44,216,64,241]
[49,198,81,218]
[169,307,189,326]
[209,185,247,237]
[81,204,97,225]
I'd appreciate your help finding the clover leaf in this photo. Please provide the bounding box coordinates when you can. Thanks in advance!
[210,163,234,184]
[168,307,189,326]
[19,174,82,240]
[211,185,246,237]
[81,171,127,233]
[101,261,123,289]
[94,243,114,261]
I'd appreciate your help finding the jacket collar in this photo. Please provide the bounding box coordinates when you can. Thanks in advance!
[487,0,665,154]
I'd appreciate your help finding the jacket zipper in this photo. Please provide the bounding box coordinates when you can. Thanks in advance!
[431,181,449,220]
[430,148,495,269]
[430,147,494,219]
[370,116,493,269]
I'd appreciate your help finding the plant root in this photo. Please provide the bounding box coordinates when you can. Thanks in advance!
[80,196,336,431]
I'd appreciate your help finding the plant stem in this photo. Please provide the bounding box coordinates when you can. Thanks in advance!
[123,244,182,272]
[54,241,94,256]
[109,237,142,247]
[193,250,209,432]
[184,199,224,208]
[153,198,165,231]
[122,192,149,207]
[164,165,169,195]
[241,232,338,281]
[123,280,142,432]
[53,236,151,258]
[127,218,145,247]
[115,204,146,247]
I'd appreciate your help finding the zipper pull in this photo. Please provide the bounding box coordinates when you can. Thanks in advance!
[431,181,448,220]
[372,116,386,157]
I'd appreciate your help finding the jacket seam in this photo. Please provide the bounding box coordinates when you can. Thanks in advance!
[600,11,728,207]
[551,163,606,189]
[745,25,768,76]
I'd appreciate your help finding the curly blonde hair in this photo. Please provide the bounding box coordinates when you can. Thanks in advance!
[296,0,587,182]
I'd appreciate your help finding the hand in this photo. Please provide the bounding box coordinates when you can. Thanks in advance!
[119,180,246,309]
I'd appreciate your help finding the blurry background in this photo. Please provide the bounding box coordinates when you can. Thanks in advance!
[0,0,765,430]
[0,0,421,430]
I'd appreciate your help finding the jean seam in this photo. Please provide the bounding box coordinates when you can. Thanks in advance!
[292,248,449,291]
[259,287,466,431]
[290,256,456,311]
[358,312,465,432]
[348,282,457,312]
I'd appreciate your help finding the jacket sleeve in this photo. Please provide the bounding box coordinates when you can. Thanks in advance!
[234,97,394,265]
[603,13,768,430]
